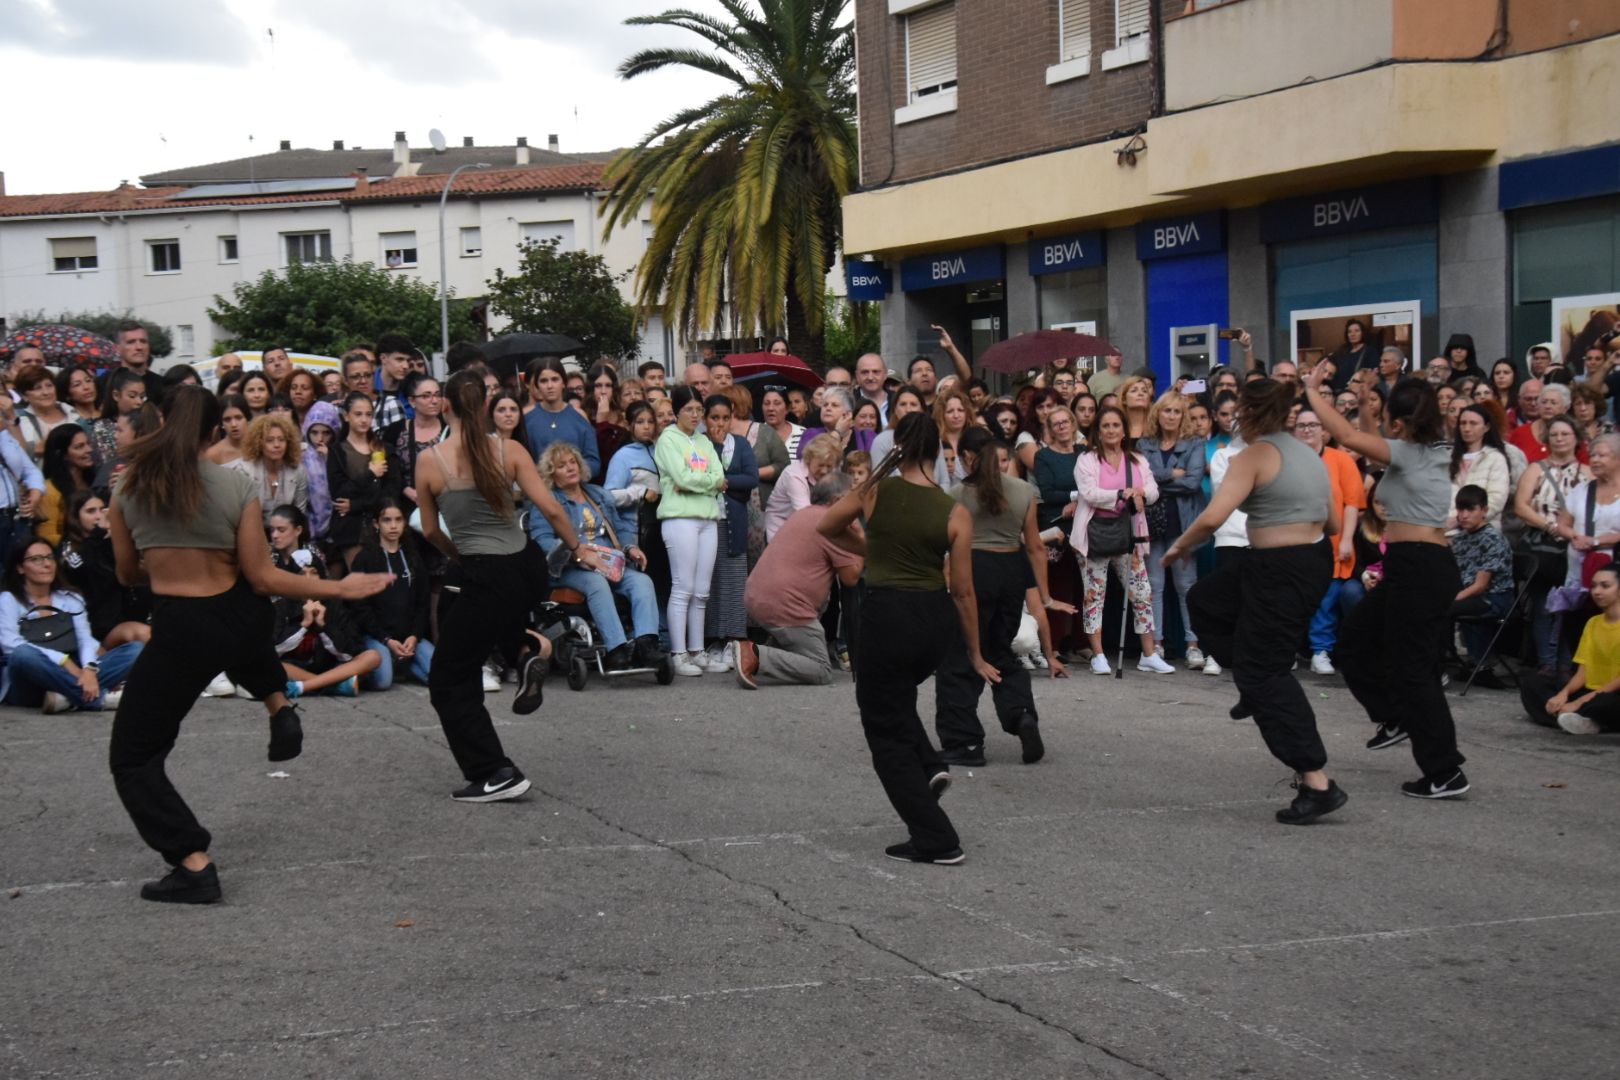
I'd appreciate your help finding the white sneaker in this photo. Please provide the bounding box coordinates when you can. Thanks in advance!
[202,672,235,697]
[1202,656,1223,677]
[1310,651,1336,676]
[673,653,705,677]
[481,663,502,693]
[701,646,733,674]
[1090,655,1112,676]
[1138,651,1176,675]
[102,689,123,711]
[1032,652,1049,669]
[42,691,73,714]
[1185,647,1205,669]
[1558,713,1602,735]
[1018,654,1036,670]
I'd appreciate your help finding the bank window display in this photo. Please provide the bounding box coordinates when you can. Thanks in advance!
[1037,268,1106,337]
[1511,195,1620,363]
[1271,224,1437,370]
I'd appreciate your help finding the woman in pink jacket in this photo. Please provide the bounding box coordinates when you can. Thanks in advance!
[1070,405,1171,674]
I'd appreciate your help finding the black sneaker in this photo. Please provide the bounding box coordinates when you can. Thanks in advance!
[1366,724,1409,750]
[604,643,634,672]
[939,744,986,767]
[140,862,222,904]
[632,634,666,668]
[884,841,965,865]
[1016,712,1045,764]
[929,769,951,798]
[1401,770,1470,799]
[452,766,531,803]
[512,654,546,715]
[1275,779,1348,825]
[267,705,303,762]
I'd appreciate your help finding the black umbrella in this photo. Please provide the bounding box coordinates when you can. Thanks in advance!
[481,333,584,377]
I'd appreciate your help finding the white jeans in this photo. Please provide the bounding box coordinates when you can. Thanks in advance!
[662,517,718,654]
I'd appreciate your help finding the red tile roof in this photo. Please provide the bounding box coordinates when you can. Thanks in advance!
[0,165,609,219]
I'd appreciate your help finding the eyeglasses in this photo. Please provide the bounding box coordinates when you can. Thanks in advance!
[23,554,57,565]
[412,391,441,400]
[1295,422,1323,431]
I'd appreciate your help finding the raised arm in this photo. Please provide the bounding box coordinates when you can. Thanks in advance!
[933,325,973,382]
[237,498,392,601]
[1163,446,1263,564]
[1303,365,1392,466]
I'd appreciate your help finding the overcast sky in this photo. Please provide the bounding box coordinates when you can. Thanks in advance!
[1,0,736,194]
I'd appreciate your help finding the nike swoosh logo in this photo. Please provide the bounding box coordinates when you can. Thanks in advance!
[483,779,508,793]
[1430,780,1451,794]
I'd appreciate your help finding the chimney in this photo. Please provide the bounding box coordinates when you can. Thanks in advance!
[393,130,410,166]
[515,136,530,166]
[0,172,6,197]
[547,134,559,153]
[353,167,369,193]
[279,139,291,151]
[463,136,474,147]
[333,139,345,151]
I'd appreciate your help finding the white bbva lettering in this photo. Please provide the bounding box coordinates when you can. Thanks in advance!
[932,257,967,280]
[1043,240,1085,266]
[1154,223,1200,251]
[851,275,880,287]
[1312,195,1370,228]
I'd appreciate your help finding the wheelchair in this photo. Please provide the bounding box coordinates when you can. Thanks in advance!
[537,585,674,691]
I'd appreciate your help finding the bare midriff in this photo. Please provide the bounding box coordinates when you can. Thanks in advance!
[142,548,243,597]
[1385,522,1449,546]
[1247,521,1329,550]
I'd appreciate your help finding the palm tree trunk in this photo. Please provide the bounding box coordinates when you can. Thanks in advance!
[786,288,823,371]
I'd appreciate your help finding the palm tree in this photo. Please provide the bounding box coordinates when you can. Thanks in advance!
[600,0,856,369]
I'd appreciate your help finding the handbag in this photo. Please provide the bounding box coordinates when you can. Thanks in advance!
[1086,455,1136,558]
[1515,528,1567,587]
[1580,482,1613,588]
[19,604,81,659]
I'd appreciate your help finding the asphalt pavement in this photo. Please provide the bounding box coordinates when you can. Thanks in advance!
[2,661,1617,1079]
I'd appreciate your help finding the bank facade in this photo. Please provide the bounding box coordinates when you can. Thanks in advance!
[844,0,1620,385]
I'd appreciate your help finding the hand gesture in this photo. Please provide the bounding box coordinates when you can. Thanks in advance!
[627,546,647,570]
[1303,360,1330,392]
[368,457,388,479]
[301,600,320,628]
[1546,692,1568,714]
[76,666,100,704]
[1238,329,1254,351]
[932,324,954,351]
[1162,542,1186,568]
[1047,655,1069,679]
[972,654,1002,684]
[386,637,409,659]
[400,635,418,658]
[309,602,327,627]
[337,572,395,600]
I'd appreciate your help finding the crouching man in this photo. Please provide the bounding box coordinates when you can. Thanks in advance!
[734,472,863,687]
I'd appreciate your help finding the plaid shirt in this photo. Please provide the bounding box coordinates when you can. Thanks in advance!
[1451,524,1513,597]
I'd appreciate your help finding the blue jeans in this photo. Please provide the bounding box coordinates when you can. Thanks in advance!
[4,641,143,710]
[1308,578,1346,653]
[1147,538,1198,646]
[364,637,435,690]
[556,564,659,651]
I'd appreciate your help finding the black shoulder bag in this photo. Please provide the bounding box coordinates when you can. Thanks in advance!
[1086,454,1136,558]
[19,604,82,659]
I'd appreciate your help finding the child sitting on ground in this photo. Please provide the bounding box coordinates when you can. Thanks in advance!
[1519,563,1620,734]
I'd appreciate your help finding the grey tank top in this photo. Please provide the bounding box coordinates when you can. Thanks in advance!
[1241,433,1331,528]
[431,443,526,556]
[1379,440,1452,529]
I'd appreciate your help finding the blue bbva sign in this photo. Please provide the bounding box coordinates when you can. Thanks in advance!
[844,260,891,301]
[1028,230,1105,276]
[1135,211,1225,261]
[900,245,1005,291]
[1259,179,1438,243]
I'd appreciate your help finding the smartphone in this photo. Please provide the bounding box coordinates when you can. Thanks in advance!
[1182,379,1208,395]
[1217,328,1243,340]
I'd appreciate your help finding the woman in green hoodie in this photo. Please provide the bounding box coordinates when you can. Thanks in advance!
[655,385,727,677]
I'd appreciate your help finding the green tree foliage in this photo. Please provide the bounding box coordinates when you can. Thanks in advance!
[208,259,476,356]
[484,238,641,361]
[600,0,857,369]
[822,293,879,371]
[6,308,173,357]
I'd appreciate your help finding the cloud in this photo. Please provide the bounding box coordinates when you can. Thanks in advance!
[270,0,491,84]
[0,0,254,62]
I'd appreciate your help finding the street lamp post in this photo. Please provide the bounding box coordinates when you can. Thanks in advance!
[439,162,491,363]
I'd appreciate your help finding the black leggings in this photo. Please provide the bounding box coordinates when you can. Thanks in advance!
[108,578,287,865]
[935,550,1036,751]
[1337,542,1466,777]
[429,542,551,782]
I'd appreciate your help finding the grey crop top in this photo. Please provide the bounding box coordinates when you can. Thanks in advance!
[953,476,1035,550]
[431,444,527,557]
[1378,440,1452,529]
[1240,433,1331,528]
[115,461,255,550]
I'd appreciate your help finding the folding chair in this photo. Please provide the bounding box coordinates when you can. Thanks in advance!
[1459,552,1540,696]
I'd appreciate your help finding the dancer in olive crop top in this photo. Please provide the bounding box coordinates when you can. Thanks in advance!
[107,387,392,904]
[819,413,998,865]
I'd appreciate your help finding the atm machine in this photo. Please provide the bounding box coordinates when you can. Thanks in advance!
[1169,324,1220,379]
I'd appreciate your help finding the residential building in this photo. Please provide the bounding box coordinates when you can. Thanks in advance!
[843,0,1620,385]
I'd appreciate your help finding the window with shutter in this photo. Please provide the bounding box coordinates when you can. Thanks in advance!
[906,3,957,101]
[1060,0,1091,62]
[49,237,98,272]
[1115,0,1150,45]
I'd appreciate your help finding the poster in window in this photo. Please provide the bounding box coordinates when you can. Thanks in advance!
[1550,292,1620,367]
[1289,301,1421,383]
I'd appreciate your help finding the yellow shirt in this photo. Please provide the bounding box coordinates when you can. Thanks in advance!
[1573,614,1620,688]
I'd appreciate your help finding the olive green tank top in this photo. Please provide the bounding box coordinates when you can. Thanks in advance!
[864,477,955,591]
[115,460,255,551]
[430,443,526,556]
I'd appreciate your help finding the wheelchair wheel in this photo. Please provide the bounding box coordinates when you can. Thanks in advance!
[567,655,590,692]
[655,655,675,685]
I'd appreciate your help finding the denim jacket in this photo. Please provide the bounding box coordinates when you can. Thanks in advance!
[528,482,639,554]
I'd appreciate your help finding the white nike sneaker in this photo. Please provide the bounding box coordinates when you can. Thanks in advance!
[1310,651,1336,676]
[1558,713,1602,735]
[481,663,502,693]
[1202,656,1223,676]
[1138,651,1176,675]
[1090,655,1112,676]
[202,672,235,698]
[1184,647,1205,669]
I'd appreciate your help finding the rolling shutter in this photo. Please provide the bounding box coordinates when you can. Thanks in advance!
[1115,0,1150,44]
[1060,0,1091,61]
[907,3,957,100]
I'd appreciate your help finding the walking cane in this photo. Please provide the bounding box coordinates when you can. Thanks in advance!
[1115,553,1130,680]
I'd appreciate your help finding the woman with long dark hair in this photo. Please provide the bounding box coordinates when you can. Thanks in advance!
[36,424,96,545]
[415,370,600,802]
[934,427,1072,768]
[1168,379,1345,824]
[106,386,391,903]
[328,391,397,569]
[818,413,998,865]
[1448,404,1511,529]
[59,489,151,649]
[1302,368,1471,799]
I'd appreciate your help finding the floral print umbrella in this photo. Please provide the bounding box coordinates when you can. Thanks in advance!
[1,323,119,367]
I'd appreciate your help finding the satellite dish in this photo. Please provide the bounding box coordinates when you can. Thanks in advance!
[428,128,446,153]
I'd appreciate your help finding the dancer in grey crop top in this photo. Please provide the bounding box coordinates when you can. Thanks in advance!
[1241,433,1332,529]
[427,444,525,557]
[115,461,255,550]
[1377,440,1452,528]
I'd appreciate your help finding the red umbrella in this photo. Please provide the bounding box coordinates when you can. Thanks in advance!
[1,323,119,368]
[722,351,823,391]
[979,330,1118,374]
